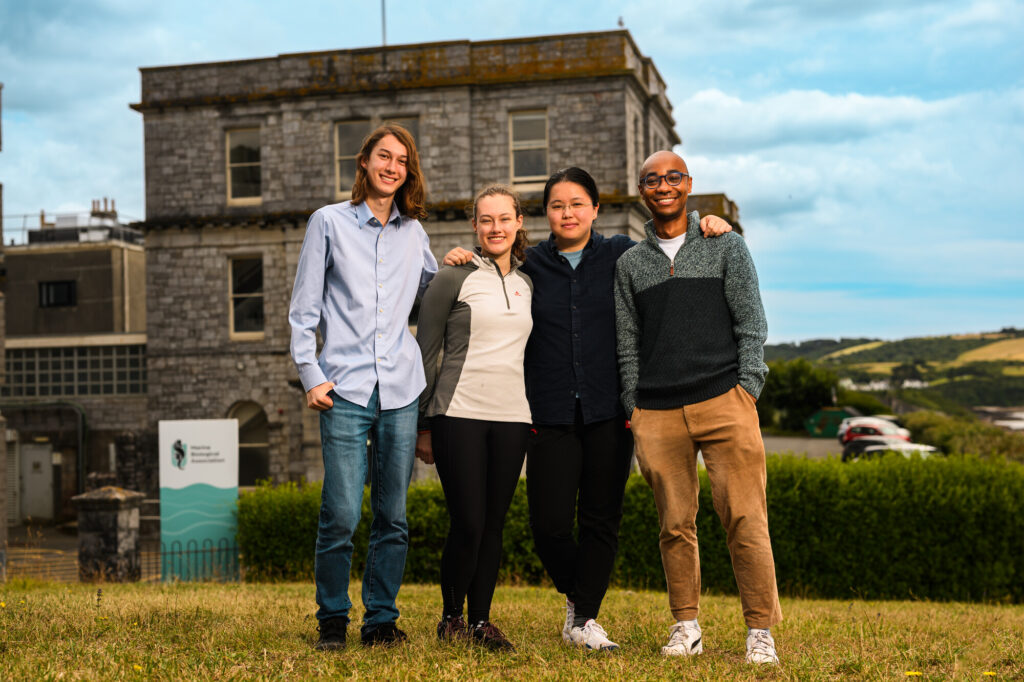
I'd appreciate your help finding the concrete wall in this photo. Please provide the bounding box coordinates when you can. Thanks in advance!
[4,244,146,336]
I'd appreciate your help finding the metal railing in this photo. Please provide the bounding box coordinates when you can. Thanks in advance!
[6,541,240,583]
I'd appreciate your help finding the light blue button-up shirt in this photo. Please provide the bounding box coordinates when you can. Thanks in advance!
[289,200,438,409]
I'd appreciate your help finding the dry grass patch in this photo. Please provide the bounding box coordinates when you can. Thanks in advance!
[0,580,1021,680]
[959,338,1024,363]
[822,341,885,360]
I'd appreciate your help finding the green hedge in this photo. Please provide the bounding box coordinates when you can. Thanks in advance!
[237,455,1024,602]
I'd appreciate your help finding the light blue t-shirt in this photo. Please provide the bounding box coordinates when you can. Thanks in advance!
[560,249,584,269]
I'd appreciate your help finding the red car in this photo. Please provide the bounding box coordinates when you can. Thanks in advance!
[839,417,912,445]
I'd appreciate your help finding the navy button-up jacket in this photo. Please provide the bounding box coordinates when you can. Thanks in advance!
[522,231,635,425]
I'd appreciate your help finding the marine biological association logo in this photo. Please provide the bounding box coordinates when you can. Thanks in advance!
[171,439,188,470]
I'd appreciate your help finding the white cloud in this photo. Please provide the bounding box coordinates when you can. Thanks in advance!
[680,89,960,153]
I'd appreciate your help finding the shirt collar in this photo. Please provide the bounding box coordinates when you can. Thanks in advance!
[355,200,402,229]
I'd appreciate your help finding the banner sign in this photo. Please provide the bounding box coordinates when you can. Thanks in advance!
[158,419,238,580]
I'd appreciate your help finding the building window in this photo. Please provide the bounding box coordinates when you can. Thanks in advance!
[0,345,146,398]
[335,117,419,197]
[509,111,548,185]
[39,281,77,308]
[229,256,264,339]
[228,401,270,487]
[634,114,643,185]
[226,129,261,203]
[384,116,419,142]
[335,120,373,196]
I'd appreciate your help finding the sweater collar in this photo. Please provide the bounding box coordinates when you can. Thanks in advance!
[643,211,701,244]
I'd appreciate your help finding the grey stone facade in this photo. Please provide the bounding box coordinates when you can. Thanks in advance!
[133,31,682,483]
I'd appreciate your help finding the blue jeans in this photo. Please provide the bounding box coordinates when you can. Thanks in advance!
[315,385,418,634]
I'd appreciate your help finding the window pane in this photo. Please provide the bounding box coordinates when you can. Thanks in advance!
[230,165,261,199]
[233,296,265,333]
[513,148,547,178]
[385,117,419,142]
[338,159,358,193]
[512,115,546,142]
[232,258,263,295]
[337,120,372,156]
[228,130,260,163]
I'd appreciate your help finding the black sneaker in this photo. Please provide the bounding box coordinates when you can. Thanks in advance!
[437,615,468,642]
[470,621,516,652]
[361,622,408,647]
[314,617,347,651]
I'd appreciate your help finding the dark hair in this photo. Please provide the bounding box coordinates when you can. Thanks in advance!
[542,167,600,208]
[471,184,529,264]
[351,124,427,219]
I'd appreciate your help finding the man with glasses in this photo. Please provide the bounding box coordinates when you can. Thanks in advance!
[614,150,781,664]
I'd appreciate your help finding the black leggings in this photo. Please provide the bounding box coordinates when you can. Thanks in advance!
[526,404,634,620]
[432,415,528,623]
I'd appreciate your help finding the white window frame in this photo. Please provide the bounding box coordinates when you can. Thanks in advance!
[226,128,262,206]
[228,255,265,341]
[509,110,549,190]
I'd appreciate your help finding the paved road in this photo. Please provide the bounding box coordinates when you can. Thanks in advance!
[762,435,842,460]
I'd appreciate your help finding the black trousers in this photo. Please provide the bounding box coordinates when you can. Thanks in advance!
[526,403,634,620]
[432,415,528,623]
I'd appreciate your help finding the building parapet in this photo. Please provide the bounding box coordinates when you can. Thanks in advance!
[131,30,672,117]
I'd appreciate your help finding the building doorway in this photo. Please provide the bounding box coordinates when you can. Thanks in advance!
[227,402,270,486]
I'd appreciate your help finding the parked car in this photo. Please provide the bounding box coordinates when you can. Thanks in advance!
[837,416,911,445]
[841,436,938,462]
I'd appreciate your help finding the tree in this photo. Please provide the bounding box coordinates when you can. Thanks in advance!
[758,359,838,432]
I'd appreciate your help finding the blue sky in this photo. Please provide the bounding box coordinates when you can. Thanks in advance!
[1,0,1021,342]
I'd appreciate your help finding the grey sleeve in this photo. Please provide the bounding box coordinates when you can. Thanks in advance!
[723,235,769,399]
[614,257,641,416]
[415,267,467,430]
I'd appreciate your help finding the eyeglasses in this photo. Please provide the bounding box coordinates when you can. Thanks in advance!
[546,201,593,213]
[640,171,690,189]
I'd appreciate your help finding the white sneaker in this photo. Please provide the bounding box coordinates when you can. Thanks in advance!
[745,629,779,664]
[568,619,619,651]
[562,598,575,643]
[662,621,703,657]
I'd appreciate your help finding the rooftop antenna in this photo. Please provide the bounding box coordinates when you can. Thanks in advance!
[382,0,387,46]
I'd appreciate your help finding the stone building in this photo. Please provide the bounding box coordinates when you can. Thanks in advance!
[0,203,147,521]
[131,30,730,485]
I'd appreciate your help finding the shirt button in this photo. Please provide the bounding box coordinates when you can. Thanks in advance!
[378,283,383,288]
[379,308,384,313]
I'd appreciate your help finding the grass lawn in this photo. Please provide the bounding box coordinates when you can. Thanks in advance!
[1,580,1021,680]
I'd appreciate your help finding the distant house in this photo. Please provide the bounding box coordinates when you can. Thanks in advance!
[0,201,147,521]
[130,30,744,486]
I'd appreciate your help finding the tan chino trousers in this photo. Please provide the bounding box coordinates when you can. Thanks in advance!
[631,384,782,628]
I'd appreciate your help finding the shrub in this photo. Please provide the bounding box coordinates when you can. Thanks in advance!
[238,456,1024,603]
[902,411,1024,463]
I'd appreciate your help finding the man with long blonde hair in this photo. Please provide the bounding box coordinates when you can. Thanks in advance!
[289,124,438,651]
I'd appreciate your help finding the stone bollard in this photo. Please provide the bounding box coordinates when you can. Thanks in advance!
[72,486,146,582]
